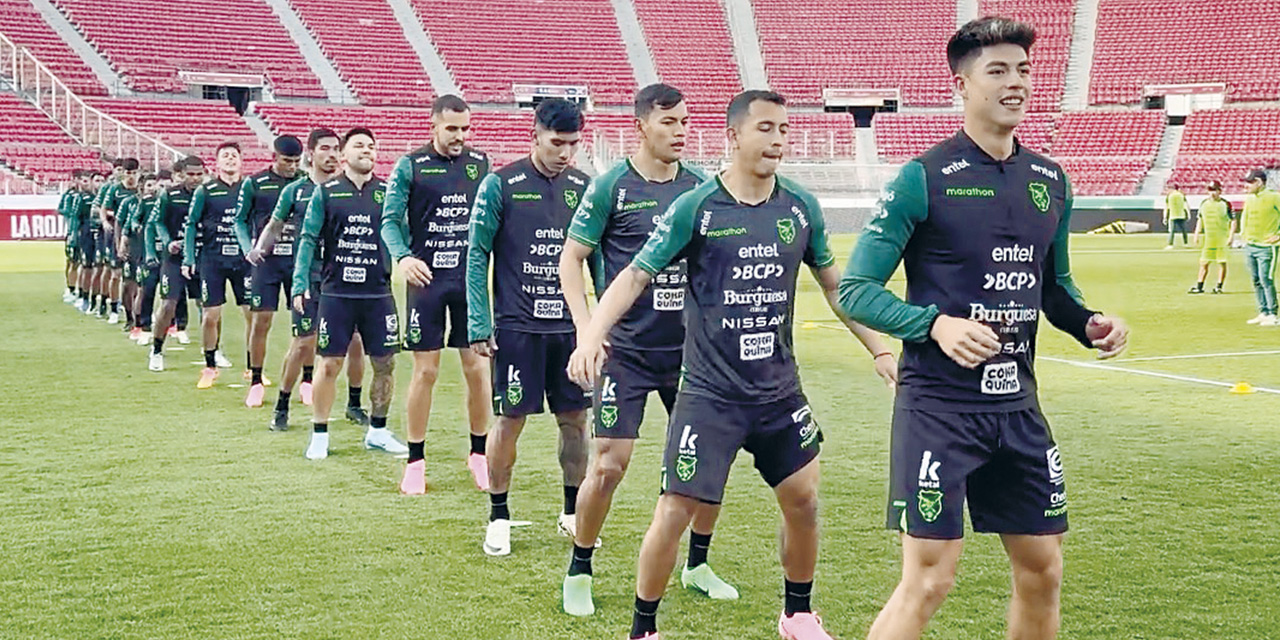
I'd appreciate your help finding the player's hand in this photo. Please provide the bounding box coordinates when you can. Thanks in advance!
[180,265,193,279]
[872,353,898,390]
[246,248,266,266]
[292,294,306,314]
[1266,234,1280,245]
[145,258,159,269]
[398,256,433,287]
[168,241,182,255]
[471,337,497,358]
[567,337,610,390]
[1087,314,1128,360]
[929,315,1001,369]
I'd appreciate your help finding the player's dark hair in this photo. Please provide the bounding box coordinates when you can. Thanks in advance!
[726,90,786,128]
[342,127,376,148]
[307,128,340,150]
[111,158,124,168]
[273,135,303,157]
[215,141,241,156]
[157,169,172,181]
[140,172,157,183]
[635,84,684,120]
[183,156,205,169]
[534,98,584,133]
[947,17,1037,74]
[432,94,470,115]
[120,158,140,171]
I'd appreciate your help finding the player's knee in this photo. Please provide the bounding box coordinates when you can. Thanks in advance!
[780,488,820,527]
[591,452,629,490]
[372,355,395,376]
[1012,553,1063,598]
[319,357,344,377]
[656,493,699,524]
[412,361,440,386]
[906,570,956,608]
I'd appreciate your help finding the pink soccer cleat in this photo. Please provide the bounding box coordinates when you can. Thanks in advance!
[778,612,834,640]
[300,381,314,406]
[467,452,490,491]
[400,460,427,495]
[245,383,266,408]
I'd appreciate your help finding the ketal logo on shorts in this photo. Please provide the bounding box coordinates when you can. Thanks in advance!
[317,318,329,350]
[1028,182,1051,213]
[406,309,421,345]
[776,218,796,244]
[598,376,618,429]
[506,365,523,406]
[675,425,698,482]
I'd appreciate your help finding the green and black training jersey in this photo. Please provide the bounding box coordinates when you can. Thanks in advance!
[146,184,195,263]
[184,177,244,267]
[292,174,390,299]
[632,174,834,404]
[235,168,296,255]
[568,159,707,352]
[381,146,490,281]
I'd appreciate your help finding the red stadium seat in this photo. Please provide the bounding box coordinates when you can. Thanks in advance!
[0,92,108,183]
[0,0,107,96]
[1169,108,1280,194]
[632,0,741,109]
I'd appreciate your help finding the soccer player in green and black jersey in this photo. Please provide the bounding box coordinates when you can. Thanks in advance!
[840,19,1129,639]
[145,157,206,372]
[118,172,161,340]
[569,90,897,640]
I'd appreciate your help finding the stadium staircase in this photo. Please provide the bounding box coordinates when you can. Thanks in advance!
[1062,0,1098,110]
[384,0,463,98]
[633,0,743,108]
[17,0,123,95]
[610,0,661,89]
[1139,123,1182,195]
[722,0,769,89]
[259,0,356,103]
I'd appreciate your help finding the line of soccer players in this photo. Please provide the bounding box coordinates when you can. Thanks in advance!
[51,16,1143,640]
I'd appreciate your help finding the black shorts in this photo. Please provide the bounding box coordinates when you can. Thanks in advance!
[887,407,1068,540]
[132,260,155,285]
[98,229,119,268]
[80,227,100,267]
[199,260,251,307]
[292,287,320,337]
[64,236,75,261]
[316,293,400,358]
[250,256,292,312]
[491,329,591,417]
[661,390,821,505]
[593,347,681,439]
[404,279,468,351]
[158,258,188,302]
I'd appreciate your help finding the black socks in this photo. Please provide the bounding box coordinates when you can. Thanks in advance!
[251,367,263,385]
[408,441,425,463]
[313,422,328,434]
[784,579,813,616]
[489,492,510,521]
[275,391,290,411]
[348,385,362,408]
[564,485,579,516]
[630,597,660,638]
[568,544,594,576]
[302,365,314,383]
[688,531,712,569]
[470,433,486,456]
[204,349,216,368]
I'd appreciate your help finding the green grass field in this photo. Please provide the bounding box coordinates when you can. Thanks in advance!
[2,234,1278,639]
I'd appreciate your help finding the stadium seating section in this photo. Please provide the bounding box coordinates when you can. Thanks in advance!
[1170,108,1280,194]
[979,0,1074,112]
[86,98,271,169]
[752,0,955,107]
[410,0,635,105]
[1091,0,1280,105]
[0,92,106,182]
[632,0,740,109]
[874,112,1056,160]
[287,0,433,106]
[0,0,106,95]
[50,0,325,98]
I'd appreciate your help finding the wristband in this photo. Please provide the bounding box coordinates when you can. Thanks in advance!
[873,352,893,360]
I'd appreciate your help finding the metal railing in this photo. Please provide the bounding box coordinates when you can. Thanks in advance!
[0,31,185,178]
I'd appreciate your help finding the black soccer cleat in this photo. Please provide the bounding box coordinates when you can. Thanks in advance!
[345,405,371,426]
[270,408,289,432]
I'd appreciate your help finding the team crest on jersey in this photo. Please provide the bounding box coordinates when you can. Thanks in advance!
[776,218,796,244]
[917,489,943,523]
[466,164,480,181]
[563,189,579,210]
[373,190,385,205]
[1028,182,1051,213]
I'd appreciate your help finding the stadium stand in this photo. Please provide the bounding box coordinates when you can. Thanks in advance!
[286,0,433,106]
[1042,111,1163,196]
[632,0,740,109]
[1091,0,1280,105]
[0,0,106,95]
[0,92,105,183]
[87,98,269,166]
[873,112,1056,161]
[752,0,955,107]
[1169,107,1280,194]
[979,0,1074,112]
[49,0,325,98]
[410,0,635,105]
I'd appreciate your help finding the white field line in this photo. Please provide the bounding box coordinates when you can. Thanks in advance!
[1040,357,1280,395]
[1114,350,1280,363]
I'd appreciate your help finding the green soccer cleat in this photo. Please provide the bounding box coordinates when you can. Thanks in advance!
[562,573,595,616]
[681,564,739,600]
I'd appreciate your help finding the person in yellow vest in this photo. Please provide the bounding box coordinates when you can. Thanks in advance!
[1239,169,1280,326]
[1164,184,1190,248]
[1188,181,1236,294]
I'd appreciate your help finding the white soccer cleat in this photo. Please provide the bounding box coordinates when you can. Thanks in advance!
[62,290,74,303]
[136,330,152,346]
[363,427,409,457]
[556,512,601,548]
[107,312,120,325]
[1262,315,1279,327]
[305,432,330,460]
[148,352,164,372]
[483,518,511,556]
[175,330,191,344]
[214,349,233,368]
[1247,313,1268,325]
[73,298,87,312]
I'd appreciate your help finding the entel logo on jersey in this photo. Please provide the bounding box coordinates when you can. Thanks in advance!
[941,159,970,175]
[790,205,809,228]
[699,210,713,235]
[1032,164,1060,181]
[507,173,527,186]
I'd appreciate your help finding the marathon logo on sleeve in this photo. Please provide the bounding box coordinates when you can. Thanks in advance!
[980,361,1020,395]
